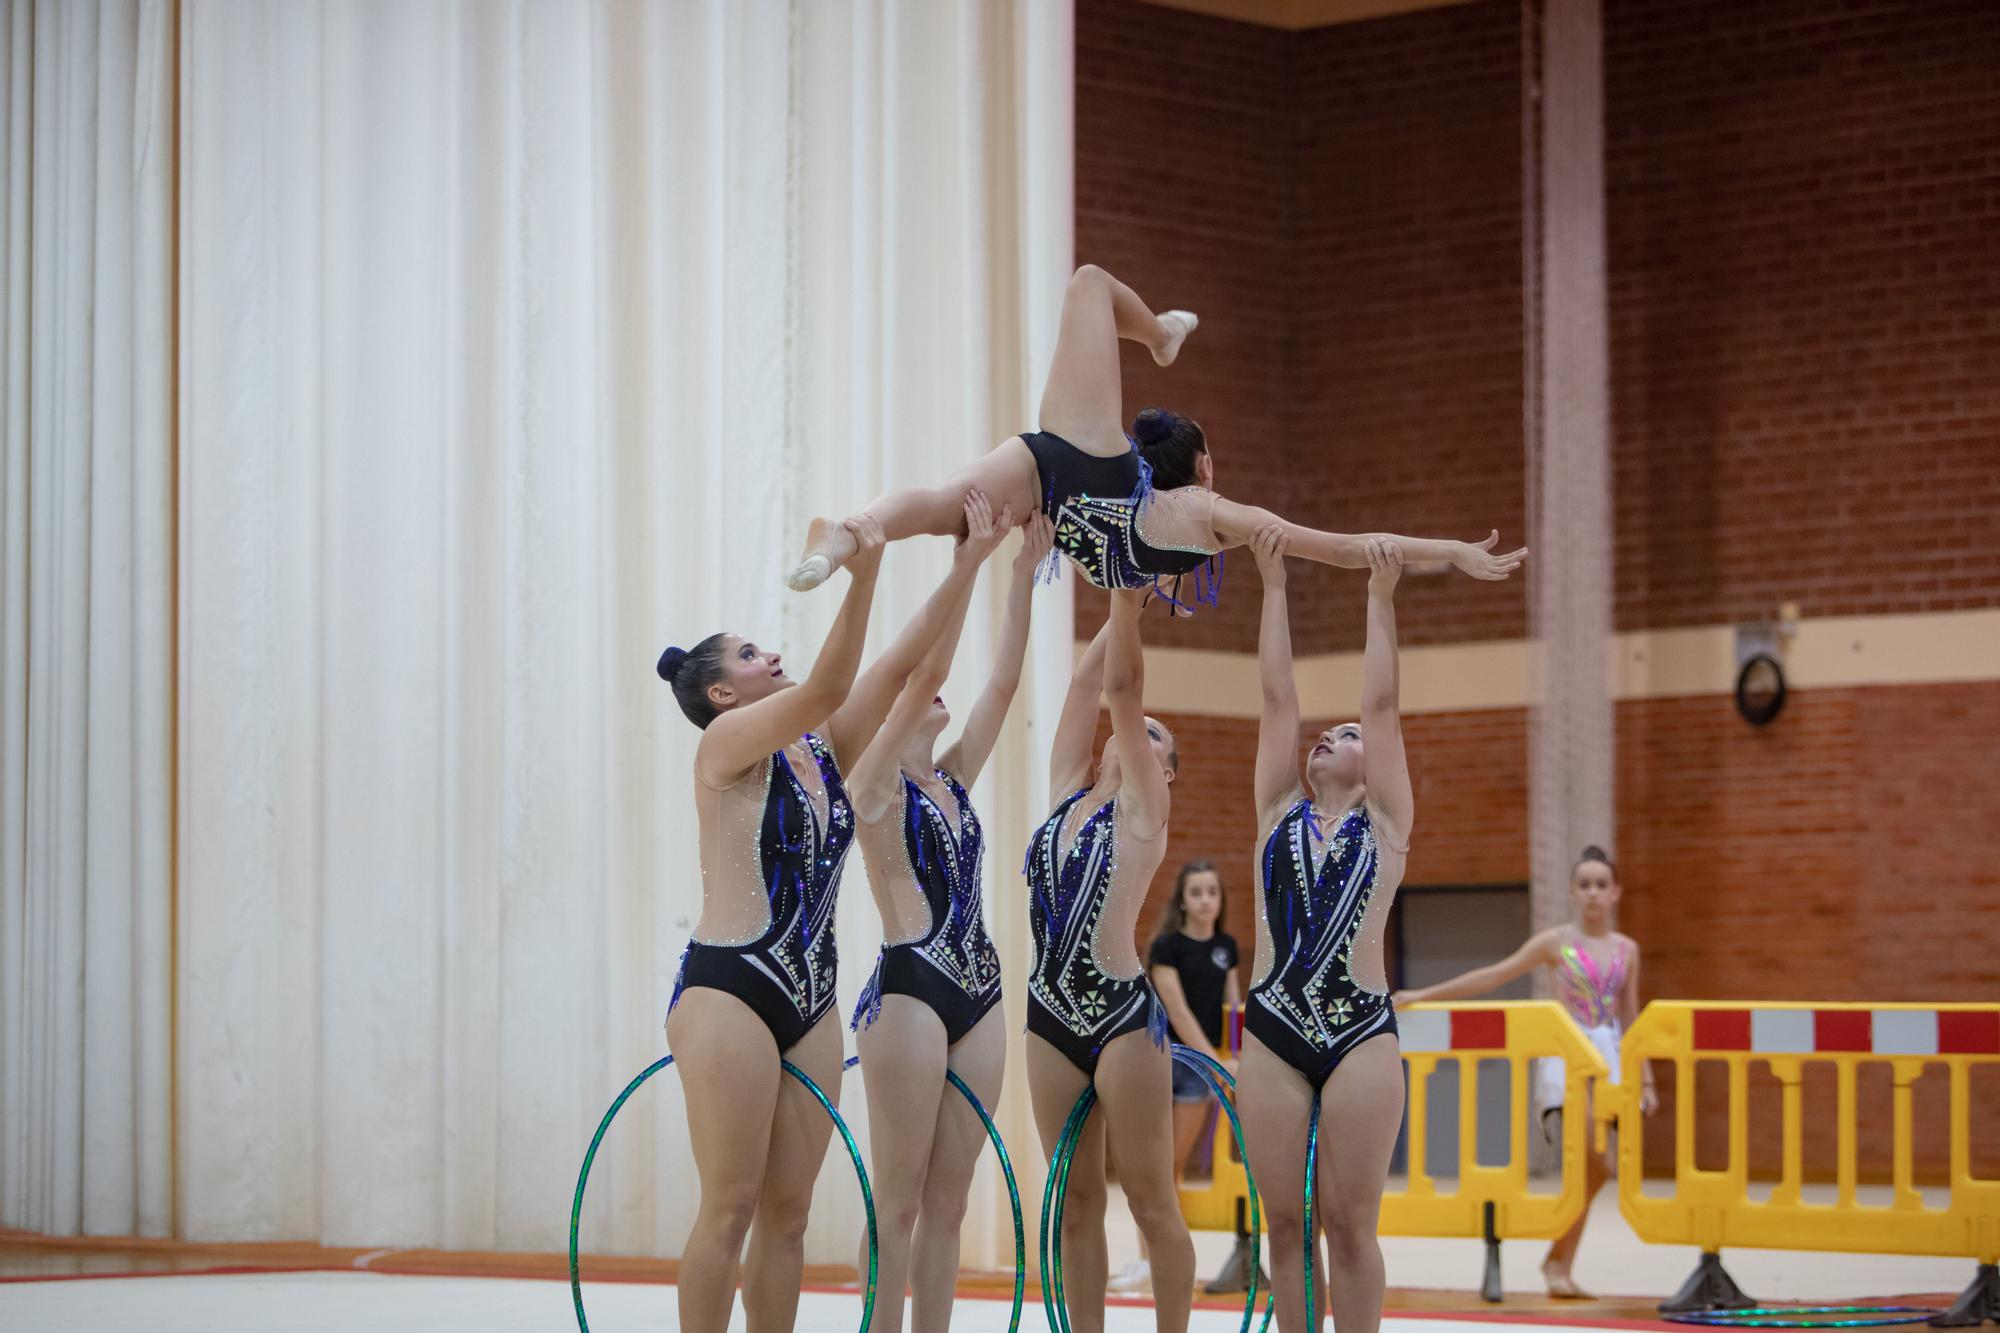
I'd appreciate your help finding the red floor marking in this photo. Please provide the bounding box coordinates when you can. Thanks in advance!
[0,1265,326,1285]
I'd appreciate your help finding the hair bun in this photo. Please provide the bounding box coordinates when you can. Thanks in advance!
[658,646,688,683]
[1579,844,1610,863]
[1132,406,1174,445]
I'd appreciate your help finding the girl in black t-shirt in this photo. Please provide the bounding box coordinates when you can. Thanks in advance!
[1148,860,1241,1174]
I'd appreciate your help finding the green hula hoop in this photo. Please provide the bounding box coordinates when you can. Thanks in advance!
[1039,1047,1274,1333]
[1173,1047,1278,1333]
[568,1054,878,1333]
[843,1055,1025,1332]
[1303,1091,1320,1332]
[1040,1083,1097,1333]
[942,1067,1028,1333]
[1664,1308,1945,1329]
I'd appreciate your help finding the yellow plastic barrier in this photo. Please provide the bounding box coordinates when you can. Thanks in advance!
[1178,1009,1251,1235]
[1609,1001,2000,1316]
[1176,1000,1611,1293]
[1178,1109,1256,1234]
[1386,1000,1609,1244]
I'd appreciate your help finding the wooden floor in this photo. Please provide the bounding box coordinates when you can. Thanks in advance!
[0,1228,1694,1323]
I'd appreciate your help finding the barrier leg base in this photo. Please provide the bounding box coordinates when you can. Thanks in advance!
[1480,1200,1503,1303]
[1659,1252,1754,1314]
[1929,1263,2000,1328]
[1203,1233,1269,1295]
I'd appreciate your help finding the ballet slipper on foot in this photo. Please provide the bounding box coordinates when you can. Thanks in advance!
[1152,310,1198,367]
[1541,1262,1593,1299]
[786,516,856,591]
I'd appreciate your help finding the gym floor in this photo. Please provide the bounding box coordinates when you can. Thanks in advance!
[3,1191,1970,1332]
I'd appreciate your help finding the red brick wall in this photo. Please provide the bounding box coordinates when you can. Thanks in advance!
[1075,0,1303,655]
[1077,0,1531,655]
[1618,682,2000,1180]
[1129,682,2000,1000]
[1078,0,2000,651]
[1606,0,2000,632]
[1078,0,2000,1185]
[1619,681,2000,1004]
[1116,703,1533,975]
[1296,3,1529,653]
[1116,682,2000,1180]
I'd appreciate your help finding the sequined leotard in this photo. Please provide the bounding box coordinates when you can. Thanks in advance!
[669,733,854,1052]
[1553,934,1628,1028]
[1022,431,1222,602]
[1246,798,1397,1086]
[850,769,1003,1044]
[1536,933,1631,1110]
[1024,788,1167,1074]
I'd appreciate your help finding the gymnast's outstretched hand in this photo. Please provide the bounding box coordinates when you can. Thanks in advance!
[1450,530,1527,581]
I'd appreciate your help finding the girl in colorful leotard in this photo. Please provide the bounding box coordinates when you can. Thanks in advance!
[782,264,1525,602]
[1393,846,1659,1298]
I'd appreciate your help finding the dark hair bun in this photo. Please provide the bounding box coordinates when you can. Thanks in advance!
[1579,844,1610,864]
[1132,406,1175,445]
[657,646,688,683]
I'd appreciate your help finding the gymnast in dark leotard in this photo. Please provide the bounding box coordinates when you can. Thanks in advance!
[1023,589,1196,1333]
[656,512,1027,1333]
[669,725,855,1053]
[1019,426,1223,610]
[1234,525,1415,1333]
[843,497,1049,1333]
[783,263,1525,600]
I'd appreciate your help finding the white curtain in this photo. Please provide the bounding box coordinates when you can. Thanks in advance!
[0,0,175,1240]
[178,0,1070,1262]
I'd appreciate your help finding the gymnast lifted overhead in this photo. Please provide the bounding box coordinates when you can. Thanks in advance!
[785,263,1526,604]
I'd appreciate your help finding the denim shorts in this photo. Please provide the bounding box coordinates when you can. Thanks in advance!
[1171,1056,1212,1103]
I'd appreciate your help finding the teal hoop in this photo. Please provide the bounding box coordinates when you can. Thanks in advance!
[1039,1047,1276,1333]
[1043,1083,1095,1333]
[1039,1084,1096,1333]
[1303,1091,1320,1330]
[844,1054,1026,1332]
[1665,1309,1946,1329]
[568,1054,878,1333]
[943,1068,1028,1333]
[1173,1048,1275,1333]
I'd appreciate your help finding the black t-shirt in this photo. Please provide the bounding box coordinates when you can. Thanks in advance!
[1148,930,1239,1046]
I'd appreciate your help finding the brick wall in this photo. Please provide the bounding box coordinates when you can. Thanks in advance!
[1075,0,1303,654]
[1109,683,2000,1180]
[1618,682,2000,1180]
[1077,0,1530,655]
[1297,3,1529,653]
[1606,0,2000,632]
[1078,0,2000,652]
[1077,0,2000,1184]
[1112,700,1533,969]
[1101,647,2000,1022]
